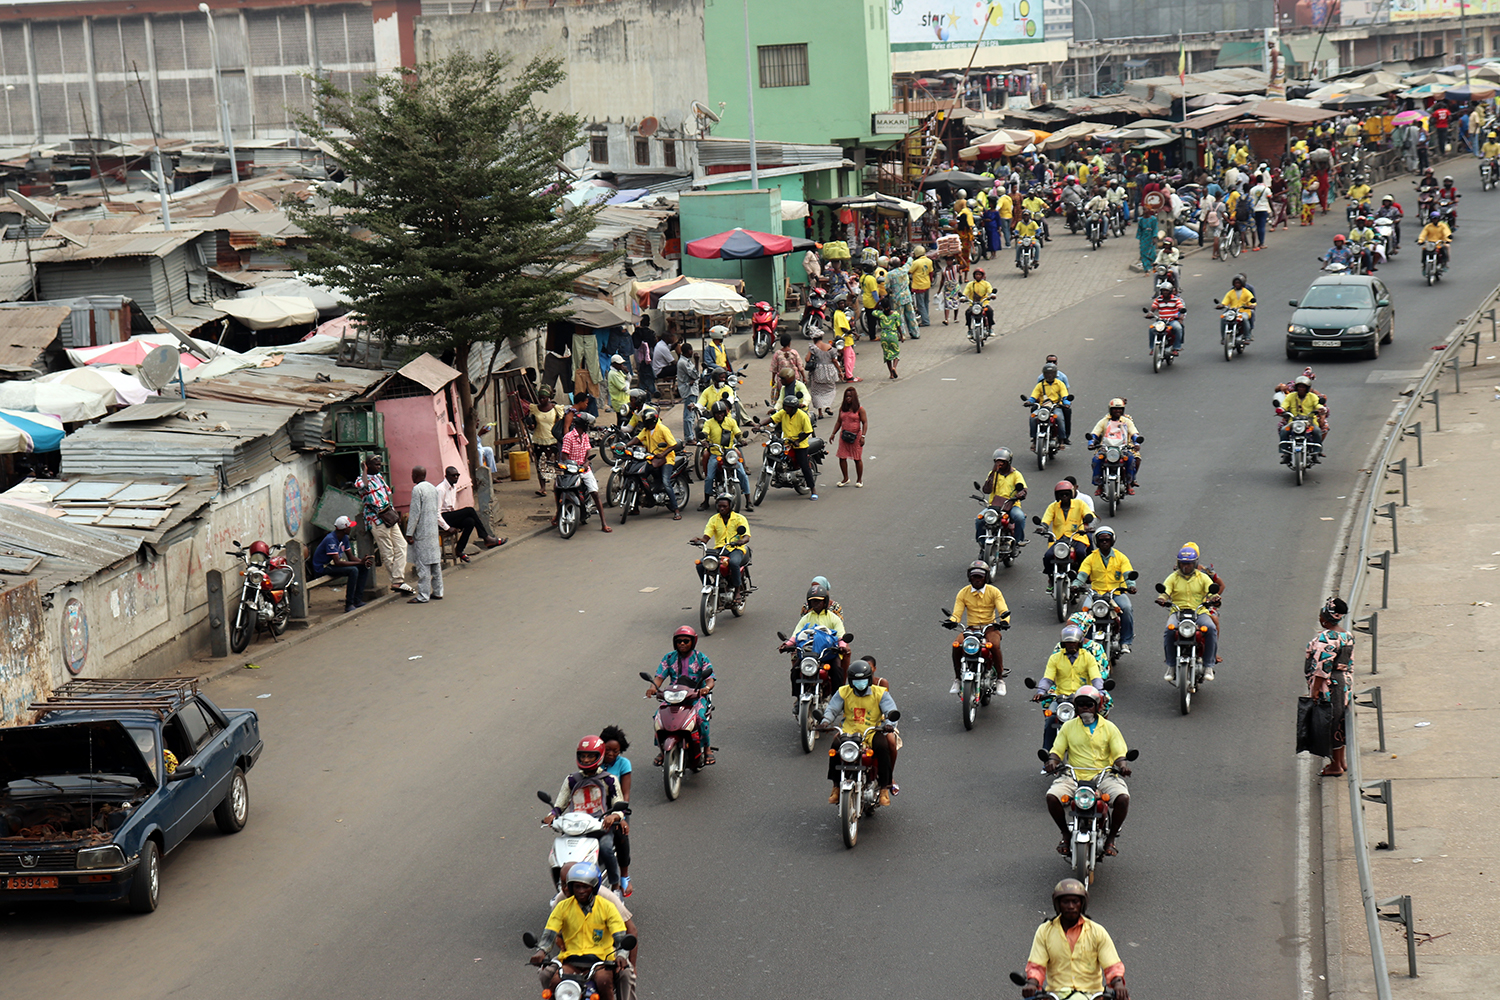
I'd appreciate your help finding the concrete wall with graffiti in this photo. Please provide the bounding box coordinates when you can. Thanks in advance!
[0,582,55,726]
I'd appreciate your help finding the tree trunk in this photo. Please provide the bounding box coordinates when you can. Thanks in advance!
[453,340,491,526]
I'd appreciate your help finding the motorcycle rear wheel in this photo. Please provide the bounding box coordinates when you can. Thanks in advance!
[1178,659,1193,715]
[839,786,860,848]
[269,603,290,637]
[961,679,978,730]
[672,476,691,512]
[798,700,816,754]
[558,498,579,538]
[699,586,718,635]
[229,602,254,654]
[663,744,685,800]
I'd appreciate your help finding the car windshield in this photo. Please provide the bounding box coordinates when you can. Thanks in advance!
[1302,284,1373,309]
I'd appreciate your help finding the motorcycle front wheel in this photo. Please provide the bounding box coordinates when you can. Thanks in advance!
[798,699,816,754]
[1107,488,1119,518]
[618,485,634,526]
[961,678,978,730]
[558,497,579,538]
[229,600,255,654]
[1054,579,1069,623]
[975,330,983,354]
[604,470,620,508]
[699,584,718,635]
[1072,836,1092,885]
[1151,341,1164,374]
[1223,333,1235,362]
[663,743,685,800]
[753,333,771,359]
[752,469,770,506]
[1036,437,1049,472]
[839,785,860,848]
[1178,659,1193,715]
[1295,458,1305,487]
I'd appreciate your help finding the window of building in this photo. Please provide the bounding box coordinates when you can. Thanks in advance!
[1493,34,1500,54]
[758,43,810,88]
[1432,38,1444,55]
[1412,39,1422,58]
[634,137,651,166]
[1392,43,1401,60]
[662,140,676,168]
[590,136,609,163]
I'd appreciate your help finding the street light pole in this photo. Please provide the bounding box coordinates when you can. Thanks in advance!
[1074,0,1099,96]
[198,3,239,184]
[1458,0,1472,84]
[742,0,759,189]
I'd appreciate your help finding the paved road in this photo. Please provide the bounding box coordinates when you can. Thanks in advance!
[5,177,1496,999]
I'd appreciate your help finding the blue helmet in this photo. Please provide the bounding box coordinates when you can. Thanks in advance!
[565,861,602,890]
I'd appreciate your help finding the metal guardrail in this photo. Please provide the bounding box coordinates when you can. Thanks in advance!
[1336,277,1500,998]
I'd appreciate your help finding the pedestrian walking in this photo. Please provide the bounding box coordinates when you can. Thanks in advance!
[355,454,411,594]
[1304,597,1354,776]
[632,315,657,397]
[834,304,860,382]
[834,387,867,488]
[526,386,564,496]
[405,466,444,604]
[770,333,806,393]
[1249,179,1271,249]
[1431,101,1451,156]
[1300,177,1319,226]
[887,254,919,340]
[859,265,880,340]
[806,333,840,415]
[877,297,903,379]
[940,257,963,323]
[606,354,630,415]
[1415,126,1430,171]
[675,343,699,442]
[909,246,934,326]
[1203,195,1223,259]
[1135,212,1159,271]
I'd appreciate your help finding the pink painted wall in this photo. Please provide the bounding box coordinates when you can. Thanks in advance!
[375,386,472,511]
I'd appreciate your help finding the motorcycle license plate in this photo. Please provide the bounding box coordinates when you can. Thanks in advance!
[6,876,58,889]
[1312,340,1341,348]
[961,670,975,681]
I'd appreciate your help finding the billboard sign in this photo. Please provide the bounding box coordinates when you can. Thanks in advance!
[890,1,1044,51]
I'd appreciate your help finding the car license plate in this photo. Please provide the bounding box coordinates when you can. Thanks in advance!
[6,876,59,889]
[1312,339,1342,348]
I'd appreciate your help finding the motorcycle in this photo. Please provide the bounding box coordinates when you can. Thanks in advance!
[972,484,1019,575]
[1372,216,1396,258]
[690,536,752,635]
[616,443,691,525]
[1483,158,1498,192]
[637,671,709,800]
[1143,306,1177,374]
[1279,414,1322,486]
[1032,519,1087,623]
[820,715,900,849]
[800,285,828,340]
[1155,584,1220,715]
[532,789,617,893]
[1087,422,1137,517]
[1419,240,1444,286]
[941,613,1008,731]
[750,423,824,504]
[1319,253,1361,276]
[1440,197,1458,233]
[1217,304,1251,362]
[1015,235,1040,277]
[522,930,637,1000]
[780,624,850,753]
[1106,202,1126,237]
[1086,578,1136,665]
[1023,678,1116,752]
[227,539,294,654]
[1345,198,1371,226]
[1151,263,1179,296]
[966,298,993,352]
[702,425,751,511]
[1022,395,1067,471]
[1035,748,1140,887]
[1008,970,1117,999]
[1219,219,1242,259]
[751,301,778,358]
[554,461,599,538]
[1084,210,1105,250]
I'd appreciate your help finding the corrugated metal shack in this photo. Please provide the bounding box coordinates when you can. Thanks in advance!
[59,400,300,485]
[32,231,228,328]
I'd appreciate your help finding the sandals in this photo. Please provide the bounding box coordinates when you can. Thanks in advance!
[1057,839,1070,857]
[702,751,717,766]
[1103,838,1119,857]
[1319,765,1346,777]
[652,753,663,767]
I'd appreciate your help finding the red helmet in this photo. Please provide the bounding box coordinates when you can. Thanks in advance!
[1054,480,1074,493]
[248,540,271,557]
[576,735,605,772]
[673,625,699,650]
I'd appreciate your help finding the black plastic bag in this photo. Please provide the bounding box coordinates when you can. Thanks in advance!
[1296,696,1334,758]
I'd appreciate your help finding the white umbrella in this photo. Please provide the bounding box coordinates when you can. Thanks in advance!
[89,367,157,406]
[0,380,107,422]
[36,367,116,407]
[658,282,749,315]
[213,295,320,330]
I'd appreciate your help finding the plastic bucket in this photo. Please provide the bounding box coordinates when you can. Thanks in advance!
[507,449,531,480]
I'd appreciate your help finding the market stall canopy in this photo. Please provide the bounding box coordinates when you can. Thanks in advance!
[1187,92,1250,108]
[1446,84,1497,101]
[0,407,64,453]
[1472,64,1500,81]
[916,169,989,193]
[1403,72,1457,86]
[237,278,349,316]
[213,296,320,330]
[1322,93,1387,108]
[1040,121,1112,150]
[810,193,927,222]
[657,282,749,315]
[1094,126,1175,142]
[1181,100,1340,131]
[1398,83,1445,98]
[37,366,153,406]
[0,380,107,422]
[563,296,634,328]
[66,334,213,372]
[685,227,815,260]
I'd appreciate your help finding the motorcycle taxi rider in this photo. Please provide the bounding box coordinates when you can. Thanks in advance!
[529,861,632,1000]
[1086,398,1143,496]
[543,736,628,892]
[1023,362,1073,446]
[1021,878,1131,1000]
[780,581,849,700]
[1043,685,1133,861]
[1074,524,1136,655]
[1156,544,1222,683]
[943,560,1011,695]
[821,658,900,807]
[961,268,996,334]
[1275,374,1329,464]
[690,493,750,604]
[979,447,1028,548]
[645,626,717,766]
[1038,481,1096,592]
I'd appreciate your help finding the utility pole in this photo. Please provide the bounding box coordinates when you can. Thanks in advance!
[1074,0,1099,96]
[742,0,758,189]
[199,3,240,184]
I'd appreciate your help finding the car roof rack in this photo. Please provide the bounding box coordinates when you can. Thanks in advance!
[28,677,201,720]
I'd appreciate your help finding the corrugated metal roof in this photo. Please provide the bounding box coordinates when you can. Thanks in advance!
[0,502,141,595]
[60,400,299,485]
[34,231,201,264]
[695,138,846,166]
[184,356,388,412]
[394,353,460,394]
[0,305,70,371]
[1,476,219,549]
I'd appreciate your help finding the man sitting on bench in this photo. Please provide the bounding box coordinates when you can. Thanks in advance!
[313,516,373,613]
[437,466,507,562]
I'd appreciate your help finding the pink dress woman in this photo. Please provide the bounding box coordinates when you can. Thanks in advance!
[836,407,864,461]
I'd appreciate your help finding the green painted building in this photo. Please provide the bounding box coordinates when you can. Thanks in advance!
[703,0,892,150]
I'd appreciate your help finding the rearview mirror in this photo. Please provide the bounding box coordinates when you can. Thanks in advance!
[523,932,539,949]
[1154,582,1167,593]
[1032,516,1043,526]
[1208,583,1220,594]
[536,790,554,805]
[974,481,984,492]
[1010,972,1029,987]
[1288,299,1299,307]
[776,631,788,641]
[638,671,654,683]
[168,764,199,782]
[1034,748,1048,762]
[1024,677,1038,689]
[1376,299,1390,307]
[885,709,900,722]
[1125,570,1139,581]
[1125,748,1141,761]
[1103,679,1117,691]
[843,633,854,642]
[618,934,638,951]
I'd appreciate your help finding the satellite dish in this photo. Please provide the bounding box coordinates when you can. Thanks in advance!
[691,101,721,124]
[638,116,659,137]
[6,188,55,222]
[138,345,180,391]
[155,317,215,361]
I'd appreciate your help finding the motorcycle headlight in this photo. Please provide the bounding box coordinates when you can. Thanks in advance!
[1177,620,1198,638]
[982,509,1000,525]
[1054,701,1077,723]
[839,741,861,763]
[961,635,982,655]
[1105,446,1121,461]
[726,452,739,464]
[1344,325,1372,336]
[1052,541,1071,559]
[700,555,719,572]
[77,845,125,870]
[1288,324,1311,335]
[556,982,584,1000]
[769,442,784,457]
[800,657,819,677]
[663,689,690,704]
[1073,785,1097,811]
[1291,419,1309,433]
[1092,599,1110,619]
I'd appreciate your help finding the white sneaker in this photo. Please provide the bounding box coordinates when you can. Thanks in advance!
[1163,668,1175,683]
[949,680,961,695]
[1204,667,1216,682]
[1119,643,1131,655]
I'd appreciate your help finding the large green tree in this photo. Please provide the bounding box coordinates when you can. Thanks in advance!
[288,51,615,475]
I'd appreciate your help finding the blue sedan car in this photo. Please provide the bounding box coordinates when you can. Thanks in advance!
[0,678,263,912]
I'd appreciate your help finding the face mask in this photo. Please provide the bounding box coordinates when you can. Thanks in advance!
[851,679,871,693]
[1078,711,1097,726]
